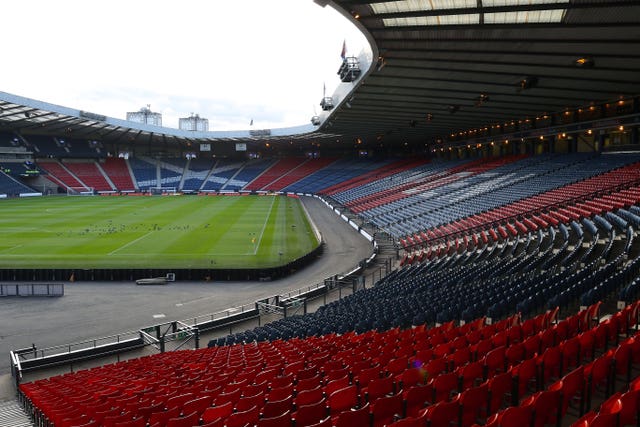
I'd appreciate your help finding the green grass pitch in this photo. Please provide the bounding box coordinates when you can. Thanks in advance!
[0,195,320,269]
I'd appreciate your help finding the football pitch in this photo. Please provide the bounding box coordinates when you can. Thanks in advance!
[0,195,320,269]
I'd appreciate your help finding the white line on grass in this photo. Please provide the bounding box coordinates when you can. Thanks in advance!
[0,245,22,254]
[108,231,156,255]
[252,197,276,255]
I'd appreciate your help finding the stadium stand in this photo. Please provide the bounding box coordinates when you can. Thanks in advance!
[262,157,338,192]
[0,169,35,196]
[283,157,398,194]
[223,158,276,191]
[201,159,247,191]
[181,158,215,192]
[245,158,308,191]
[19,298,640,427]
[129,157,158,190]
[24,135,70,158]
[37,160,89,191]
[62,161,112,192]
[10,151,640,427]
[101,157,136,191]
[159,158,186,189]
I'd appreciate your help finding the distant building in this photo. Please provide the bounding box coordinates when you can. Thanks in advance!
[126,105,162,126]
[179,113,209,132]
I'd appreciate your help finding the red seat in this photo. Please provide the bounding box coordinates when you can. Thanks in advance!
[432,372,459,403]
[484,346,507,378]
[522,388,561,427]
[385,415,425,427]
[458,383,489,427]
[225,405,260,427]
[334,402,370,427]
[257,410,293,427]
[614,337,634,388]
[399,367,427,390]
[148,407,180,427]
[292,399,328,427]
[324,375,350,397]
[235,392,265,412]
[423,398,460,427]
[561,336,582,373]
[550,365,586,418]
[201,402,234,424]
[403,384,433,418]
[488,371,514,413]
[371,393,403,427]
[490,402,534,427]
[618,389,640,427]
[214,388,242,406]
[512,356,538,400]
[305,416,332,427]
[261,395,293,419]
[355,366,382,390]
[327,385,359,419]
[295,385,324,407]
[459,360,485,389]
[538,346,562,386]
[585,396,622,427]
[165,411,199,427]
[266,383,294,402]
[584,352,613,410]
[364,376,395,403]
[181,395,212,418]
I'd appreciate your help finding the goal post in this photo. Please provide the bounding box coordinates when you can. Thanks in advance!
[149,187,177,195]
[67,187,95,196]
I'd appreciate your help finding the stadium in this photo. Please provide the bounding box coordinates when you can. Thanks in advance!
[2,0,640,426]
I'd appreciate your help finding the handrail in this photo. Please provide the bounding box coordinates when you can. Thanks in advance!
[13,330,141,363]
[184,302,258,327]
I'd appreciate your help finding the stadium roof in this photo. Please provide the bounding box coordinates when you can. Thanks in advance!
[1,0,640,150]
[319,0,640,146]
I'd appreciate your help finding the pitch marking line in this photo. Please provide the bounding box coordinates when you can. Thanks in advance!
[0,245,23,254]
[251,196,276,256]
[108,231,156,255]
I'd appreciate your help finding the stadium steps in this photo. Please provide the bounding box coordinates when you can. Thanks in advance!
[95,162,117,191]
[220,161,246,190]
[199,159,219,191]
[0,400,33,427]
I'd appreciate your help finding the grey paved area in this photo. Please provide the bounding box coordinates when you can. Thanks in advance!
[0,196,373,378]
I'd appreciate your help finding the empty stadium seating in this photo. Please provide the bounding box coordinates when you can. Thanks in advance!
[19,299,640,427]
[10,151,640,427]
[101,158,136,191]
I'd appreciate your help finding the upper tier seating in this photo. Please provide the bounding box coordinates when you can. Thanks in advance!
[24,135,69,157]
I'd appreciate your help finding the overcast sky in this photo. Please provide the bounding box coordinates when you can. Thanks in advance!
[2,0,369,131]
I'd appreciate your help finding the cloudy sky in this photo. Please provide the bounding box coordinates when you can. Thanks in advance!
[2,0,369,131]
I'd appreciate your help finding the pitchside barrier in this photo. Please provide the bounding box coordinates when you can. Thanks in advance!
[0,283,64,297]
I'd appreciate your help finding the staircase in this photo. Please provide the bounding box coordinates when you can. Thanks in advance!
[0,400,32,427]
